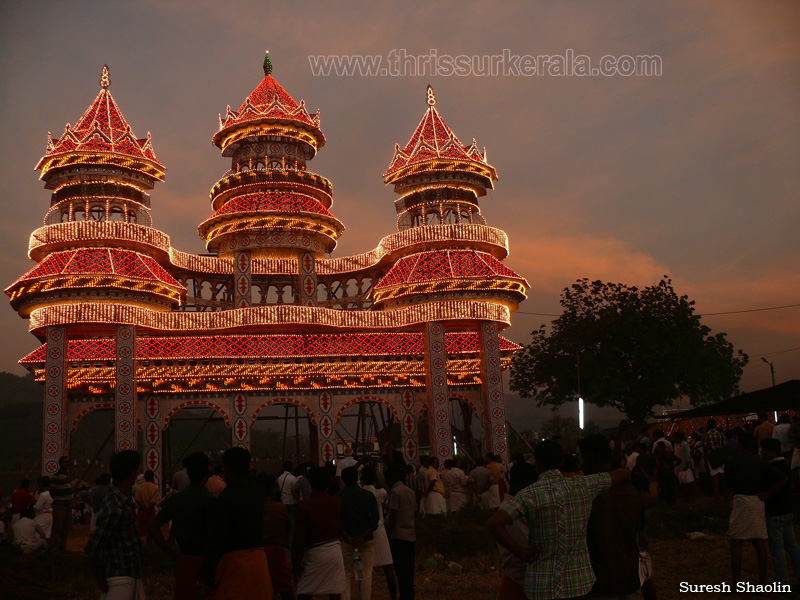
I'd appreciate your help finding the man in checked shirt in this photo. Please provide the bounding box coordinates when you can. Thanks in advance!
[85,450,145,600]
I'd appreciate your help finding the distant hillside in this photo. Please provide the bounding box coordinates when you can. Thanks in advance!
[0,371,42,406]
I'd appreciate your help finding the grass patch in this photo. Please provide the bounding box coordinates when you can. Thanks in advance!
[644,499,730,541]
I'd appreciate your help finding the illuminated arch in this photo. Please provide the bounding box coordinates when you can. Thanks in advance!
[449,393,481,418]
[70,402,115,433]
[335,395,399,425]
[250,397,316,426]
[163,400,231,429]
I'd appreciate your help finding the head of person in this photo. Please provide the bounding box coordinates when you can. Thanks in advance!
[58,456,70,473]
[259,472,277,496]
[387,463,407,486]
[38,476,51,488]
[213,463,223,476]
[561,453,579,473]
[308,466,331,492]
[222,446,251,480]
[282,461,293,473]
[19,478,30,490]
[533,440,563,474]
[485,452,495,464]
[98,472,111,486]
[362,465,377,486]
[419,455,430,468]
[757,412,768,423]
[508,461,537,495]
[707,419,717,431]
[578,433,613,475]
[779,413,791,424]
[144,470,155,483]
[452,457,462,469]
[761,438,782,460]
[20,508,35,520]
[673,431,685,442]
[110,450,141,486]
[185,452,210,483]
[443,459,453,470]
[344,447,354,458]
[473,456,485,467]
[429,456,440,470]
[652,429,665,440]
[341,466,359,487]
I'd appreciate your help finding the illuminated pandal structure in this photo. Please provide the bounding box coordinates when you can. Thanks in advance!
[7,55,528,481]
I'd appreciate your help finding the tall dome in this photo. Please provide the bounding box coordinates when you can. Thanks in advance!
[7,66,184,316]
[200,53,344,261]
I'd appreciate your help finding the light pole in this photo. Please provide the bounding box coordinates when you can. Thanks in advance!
[761,357,777,421]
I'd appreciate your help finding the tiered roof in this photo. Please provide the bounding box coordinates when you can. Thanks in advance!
[36,66,164,180]
[375,250,524,289]
[213,53,323,151]
[8,248,183,290]
[383,86,495,180]
[211,191,335,219]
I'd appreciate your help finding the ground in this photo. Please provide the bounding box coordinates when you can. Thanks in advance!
[2,498,798,599]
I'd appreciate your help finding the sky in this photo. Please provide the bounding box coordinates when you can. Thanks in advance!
[0,1,798,424]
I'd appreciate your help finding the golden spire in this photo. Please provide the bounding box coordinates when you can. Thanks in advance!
[426,85,436,106]
[100,65,110,89]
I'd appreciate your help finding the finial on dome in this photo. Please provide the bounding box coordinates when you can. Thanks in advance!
[426,85,436,106]
[100,65,110,89]
[263,51,273,77]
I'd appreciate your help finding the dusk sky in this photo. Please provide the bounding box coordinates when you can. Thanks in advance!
[1,2,798,421]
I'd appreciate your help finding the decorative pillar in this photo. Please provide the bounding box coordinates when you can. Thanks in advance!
[231,392,249,449]
[115,324,137,452]
[143,395,162,487]
[479,321,509,462]
[318,391,335,465]
[43,326,68,474]
[234,250,252,308]
[399,389,418,464]
[298,251,318,306]
[423,322,453,462]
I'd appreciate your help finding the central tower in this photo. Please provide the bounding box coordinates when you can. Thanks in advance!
[200,53,345,307]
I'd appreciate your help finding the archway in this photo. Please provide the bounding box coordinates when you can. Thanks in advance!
[251,399,315,474]
[161,403,230,486]
[335,397,399,459]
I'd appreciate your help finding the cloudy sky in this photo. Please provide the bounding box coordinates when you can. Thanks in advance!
[1,1,798,417]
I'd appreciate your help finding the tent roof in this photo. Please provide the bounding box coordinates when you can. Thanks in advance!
[658,380,800,420]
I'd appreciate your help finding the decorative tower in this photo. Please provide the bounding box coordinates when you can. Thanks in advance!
[200,52,345,308]
[6,66,184,470]
[377,86,528,461]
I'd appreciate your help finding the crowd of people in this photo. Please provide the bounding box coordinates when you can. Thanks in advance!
[2,412,800,599]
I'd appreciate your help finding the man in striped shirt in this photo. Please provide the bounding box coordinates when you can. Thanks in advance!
[50,456,73,551]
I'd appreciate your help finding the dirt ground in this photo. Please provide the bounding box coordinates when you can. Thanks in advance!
[56,525,785,600]
[2,514,793,600]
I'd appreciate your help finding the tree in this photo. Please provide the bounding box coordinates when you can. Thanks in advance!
[511,277,748,423]
[540,415,599,450]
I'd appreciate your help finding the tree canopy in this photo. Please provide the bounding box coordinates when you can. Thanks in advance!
[510,278,748,422]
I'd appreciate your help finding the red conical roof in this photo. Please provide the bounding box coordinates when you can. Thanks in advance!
[213,53,323,151]
[36,66,163,170]
[384,86,494,180]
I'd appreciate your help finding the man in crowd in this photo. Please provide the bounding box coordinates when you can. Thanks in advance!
[704,419,726,500]
[293,466,346,600]
[199,446,271,600]
[754,413,775,452]
[386,463,416,600]
[469,457,497,509]
[205,464,226,498]
[488,440,631,600]
[85,450,144,599]
[760,438,800,591]
[443,457,470,513]
[485,453,505,504]
[423,457,446,516]
[724,434,769,589]
[581,433,648,600]
[496,461,538,600]
[277,461,298,543]
[88,474,111,531]
[33,476,54,541]
[338,466,380,600]
[149,452,215,600]
[259,473,295,600]
[51,455,73,551]
[134,470,159,541]
[12,507,47,554]
[172,459,190,492]
[773,414,794,461]
[11,478,35,525]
